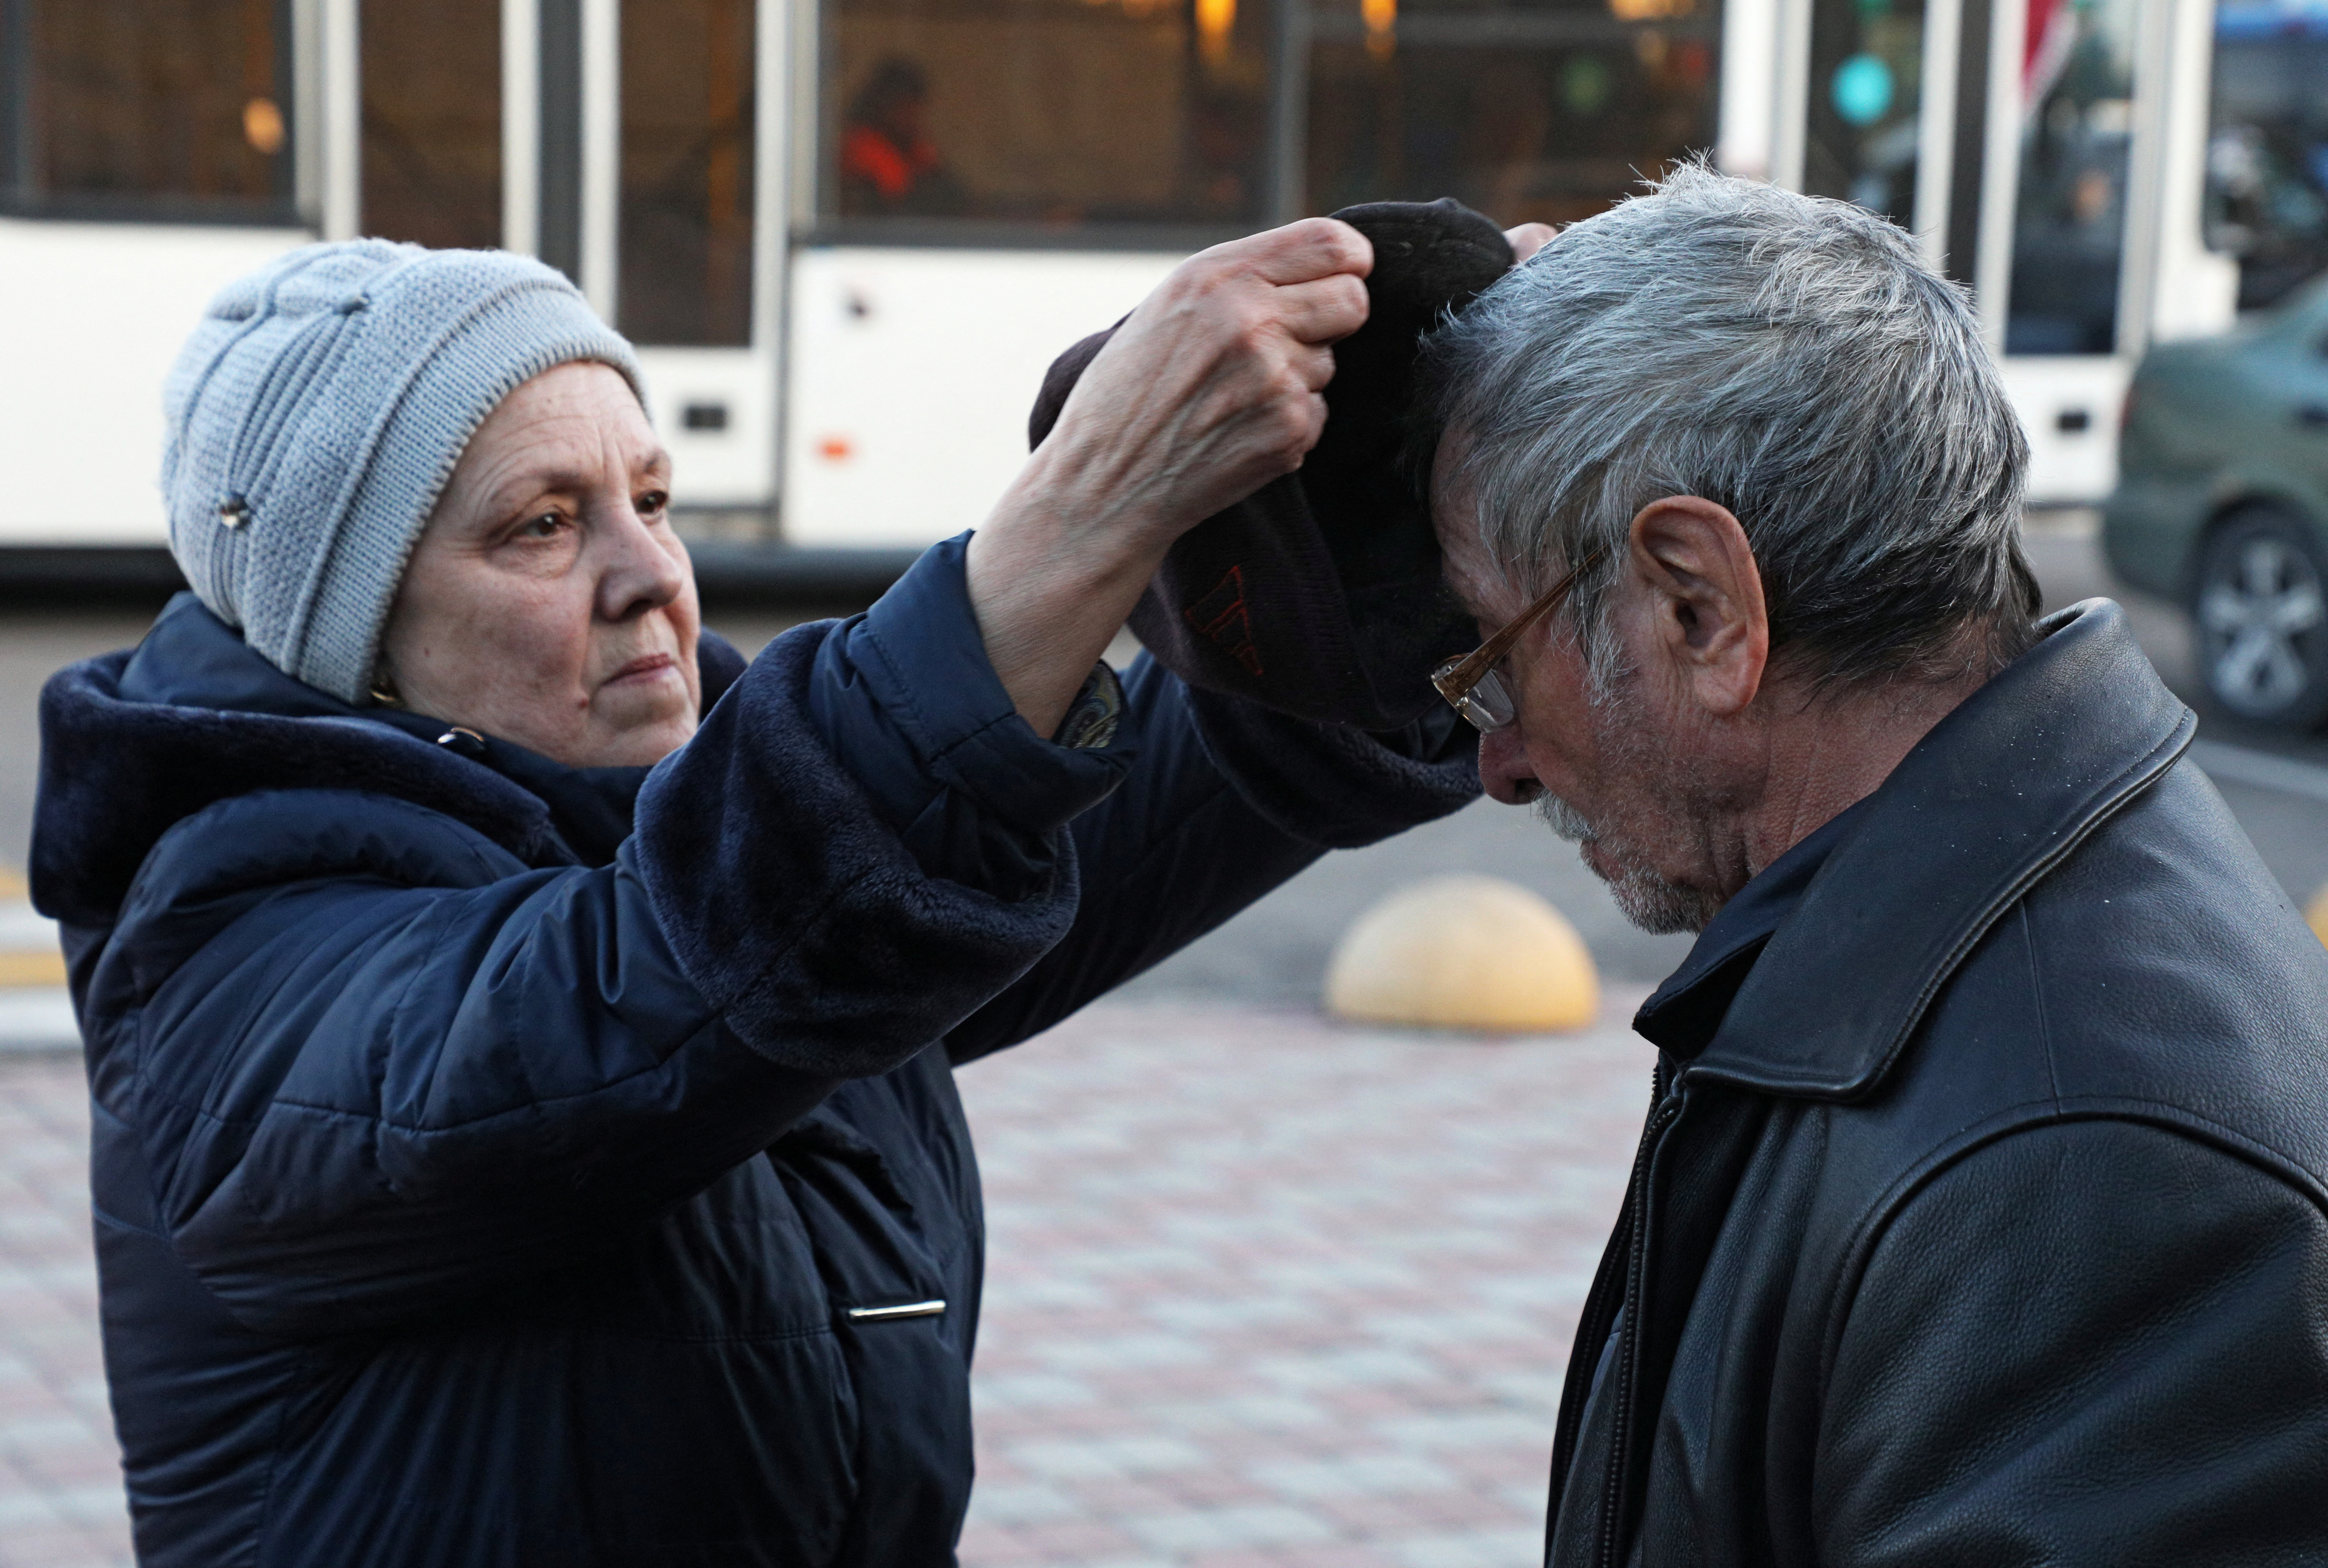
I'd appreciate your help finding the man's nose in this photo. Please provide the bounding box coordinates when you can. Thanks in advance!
[1478,725,1544,806]
[594,500,689,623]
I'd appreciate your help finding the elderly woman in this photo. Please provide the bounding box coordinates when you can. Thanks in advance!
[33,227,1477,1565]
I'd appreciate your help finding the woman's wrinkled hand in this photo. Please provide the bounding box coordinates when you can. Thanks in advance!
[1024,218,1374,550]
[966,219,1373,737]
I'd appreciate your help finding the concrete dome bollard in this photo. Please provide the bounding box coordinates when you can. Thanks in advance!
[1324,874,1600,1032]
[2306,884,2328,949]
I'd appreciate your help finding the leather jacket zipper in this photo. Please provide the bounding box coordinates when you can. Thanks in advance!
[1596,1064,1684,1568]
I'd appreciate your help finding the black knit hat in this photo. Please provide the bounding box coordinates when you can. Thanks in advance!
[1026,199,1513,730]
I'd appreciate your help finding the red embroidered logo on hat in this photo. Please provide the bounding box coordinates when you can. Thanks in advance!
[1184,567,1264,678]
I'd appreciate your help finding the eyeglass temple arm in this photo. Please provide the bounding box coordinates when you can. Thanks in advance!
[1438,549,1601,693]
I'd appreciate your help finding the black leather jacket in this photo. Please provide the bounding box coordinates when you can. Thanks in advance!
[1549,600,2328,1567]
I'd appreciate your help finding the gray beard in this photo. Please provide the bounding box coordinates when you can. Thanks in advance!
[1532,769,1724,937]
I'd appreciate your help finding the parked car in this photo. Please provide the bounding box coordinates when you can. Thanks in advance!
[2104,275,2328,728]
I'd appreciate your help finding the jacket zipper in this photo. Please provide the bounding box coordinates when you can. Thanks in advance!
[1594,1062,1684,1568]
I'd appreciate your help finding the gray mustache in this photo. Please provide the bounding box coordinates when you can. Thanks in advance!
[1534,792,1597,845]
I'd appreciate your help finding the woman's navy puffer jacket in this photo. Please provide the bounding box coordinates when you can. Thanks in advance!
[31,540,1478,1567]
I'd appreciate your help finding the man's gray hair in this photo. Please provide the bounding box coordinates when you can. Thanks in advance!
[1421,161,2038,688]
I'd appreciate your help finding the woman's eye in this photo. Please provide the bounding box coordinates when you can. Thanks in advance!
[637,490,669,517]
[518,511,566,538]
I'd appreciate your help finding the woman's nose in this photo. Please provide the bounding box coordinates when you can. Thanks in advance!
[594,501,689,622]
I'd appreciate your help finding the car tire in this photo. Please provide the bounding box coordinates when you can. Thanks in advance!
[2191,505,2328,729]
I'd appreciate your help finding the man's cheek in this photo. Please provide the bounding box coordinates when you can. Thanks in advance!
[1518,720,1596,804]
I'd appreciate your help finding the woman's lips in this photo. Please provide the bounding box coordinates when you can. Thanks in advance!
[603,652,679,688]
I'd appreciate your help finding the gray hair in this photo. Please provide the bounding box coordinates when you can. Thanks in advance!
[1420,160,2038,690]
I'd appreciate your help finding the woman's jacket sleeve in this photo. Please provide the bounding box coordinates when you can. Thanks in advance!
[787,534,1481,1063]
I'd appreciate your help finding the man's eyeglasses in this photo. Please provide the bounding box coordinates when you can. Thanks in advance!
[1431,548,1603,733]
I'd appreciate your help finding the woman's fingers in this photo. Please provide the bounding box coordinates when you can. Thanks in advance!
[1274,272,1371,346]
[1504,222,1556,264]
[1232,216,1375,287]
[1288,341,1338,395]
[1295,387,1330,454]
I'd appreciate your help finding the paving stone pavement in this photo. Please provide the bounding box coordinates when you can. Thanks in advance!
[0,995,1652,1568]
[0,1058,129,1568]
[953,997,1650,1568]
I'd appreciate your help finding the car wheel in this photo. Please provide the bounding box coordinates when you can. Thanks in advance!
[2192,506,2328,728]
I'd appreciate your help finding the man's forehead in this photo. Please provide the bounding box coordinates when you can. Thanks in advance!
[1426,434,1475,533]
[1431,495,1511,618]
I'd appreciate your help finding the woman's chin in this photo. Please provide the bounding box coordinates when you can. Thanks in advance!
[579,691,700,767]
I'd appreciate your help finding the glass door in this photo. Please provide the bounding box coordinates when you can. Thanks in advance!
[1801,0,1928,225]
[618,0,757,345]
[362,0,503,248]
[2004,0,2139,353]
[614,0,778,524]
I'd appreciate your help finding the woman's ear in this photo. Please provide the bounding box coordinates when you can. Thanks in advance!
[1626,496,1769,719]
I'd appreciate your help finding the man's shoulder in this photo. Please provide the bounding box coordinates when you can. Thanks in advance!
[2032,755,2328,1158]
[1882,751,2328,1191]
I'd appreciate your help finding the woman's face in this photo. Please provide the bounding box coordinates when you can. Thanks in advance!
[380,362,703,768]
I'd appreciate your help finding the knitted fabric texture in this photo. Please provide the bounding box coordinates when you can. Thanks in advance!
[162,240,645,702]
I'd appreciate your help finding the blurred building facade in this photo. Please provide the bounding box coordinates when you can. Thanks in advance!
[0,0,2314,554]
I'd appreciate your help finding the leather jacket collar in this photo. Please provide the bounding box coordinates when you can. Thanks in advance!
[1680,599,2194,1102]
[1633,794,1869,1057]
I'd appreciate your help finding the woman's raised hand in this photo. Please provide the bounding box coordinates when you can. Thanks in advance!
[966,219,1374,737]
[1031,218,1374,546]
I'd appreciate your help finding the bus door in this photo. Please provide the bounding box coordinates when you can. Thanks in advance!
[358,0,784,530]
[1770,0,2236,501]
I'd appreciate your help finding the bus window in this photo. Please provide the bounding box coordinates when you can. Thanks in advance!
[0,0,293,221]
[1303,0,1718,226]
[821,0,1271,232]
[1801,0,1923,226]
[362,0,502,249]
[2206,0,2328,312]
[621,0,756,344]
[2004,0,2134,355]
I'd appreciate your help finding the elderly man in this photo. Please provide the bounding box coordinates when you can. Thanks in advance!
[1422,165,2328,1562]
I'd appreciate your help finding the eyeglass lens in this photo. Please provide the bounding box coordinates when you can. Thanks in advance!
[1454,668,1516,732]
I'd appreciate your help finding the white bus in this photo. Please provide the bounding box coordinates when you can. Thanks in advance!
[0,0,2308,569]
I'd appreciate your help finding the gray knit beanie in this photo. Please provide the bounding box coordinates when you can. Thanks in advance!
[162,239,645,702]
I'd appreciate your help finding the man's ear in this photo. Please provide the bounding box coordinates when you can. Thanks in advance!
[1626,496,1768,718]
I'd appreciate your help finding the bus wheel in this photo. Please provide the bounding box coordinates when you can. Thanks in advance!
[2193,505,2328,729]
